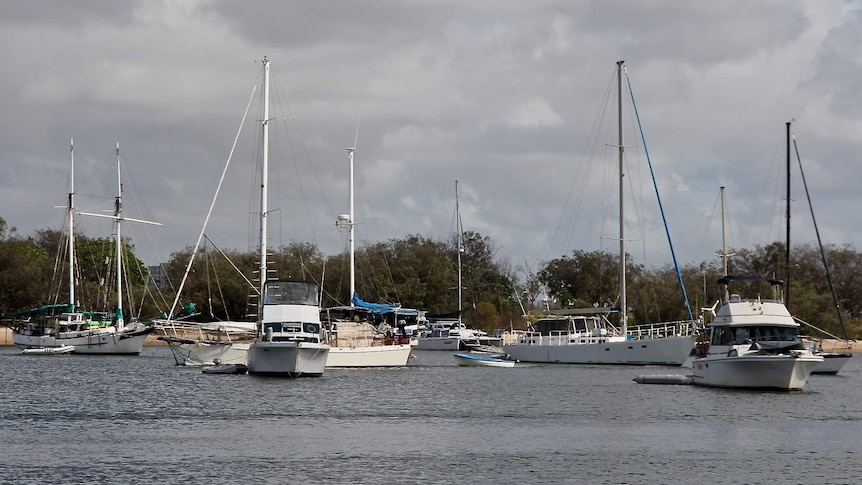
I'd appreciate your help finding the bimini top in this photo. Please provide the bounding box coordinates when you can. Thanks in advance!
[351,293,422,316]
[718,275,784,287]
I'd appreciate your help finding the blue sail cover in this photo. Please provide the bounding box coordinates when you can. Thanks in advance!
[351,293,421,316]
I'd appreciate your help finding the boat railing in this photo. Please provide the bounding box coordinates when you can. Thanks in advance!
[516,331,613,346]
[627,320,697,339]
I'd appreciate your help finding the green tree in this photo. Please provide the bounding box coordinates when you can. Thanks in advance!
[539,250,620,308]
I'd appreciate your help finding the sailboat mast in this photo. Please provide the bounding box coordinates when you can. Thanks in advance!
[720,186,730,301]
[792,134,849,340]
[348,147,356,301]
[68,138,76,309]
[785,120,791,310]
[75,144,161,328]
[259,57,271,309]
[114,142,124,330]
[455,179,463,325]
[617,60,627,334]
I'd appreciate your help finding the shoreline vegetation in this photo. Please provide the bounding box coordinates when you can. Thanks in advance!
[3,216,861,342]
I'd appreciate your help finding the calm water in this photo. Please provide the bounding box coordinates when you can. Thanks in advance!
[0,346,860,484]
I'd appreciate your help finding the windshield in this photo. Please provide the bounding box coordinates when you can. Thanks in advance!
[712,326,800,345]
[263,281,320,306]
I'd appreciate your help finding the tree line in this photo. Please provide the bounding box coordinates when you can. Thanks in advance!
[1,215,858,339]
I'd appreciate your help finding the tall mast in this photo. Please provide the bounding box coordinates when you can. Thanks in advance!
[114,143,124,330]
[79,144,161,328]
[617,60,627,335]
[455,179,463,325]
[68,139,76,309]
[348,147,356,301]
[720,186,730,301]
[785,120,792,310]
[259,57,271,313]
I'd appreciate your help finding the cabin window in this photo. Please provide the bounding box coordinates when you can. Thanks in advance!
[712,326,800,346]
[712,328,734,346]
[732,327,753,345]
[573,319,589,332]
[263,322,302,333]
[536,318,571,335]
[751,326,799,342]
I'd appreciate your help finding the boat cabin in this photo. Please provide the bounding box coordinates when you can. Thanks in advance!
[9,306,115,339]
[707,324,804,355]
[260,280,324,344]
[515,315,625,346]
[532,316,608,337]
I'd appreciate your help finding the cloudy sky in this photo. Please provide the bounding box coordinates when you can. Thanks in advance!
[2,0,861,279]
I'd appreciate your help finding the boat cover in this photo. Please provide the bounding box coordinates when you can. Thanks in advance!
[351,293,421,316]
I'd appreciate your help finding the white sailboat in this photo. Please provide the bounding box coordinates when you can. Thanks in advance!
[153,72,262,366]
[245,57,329,377]
[322,146,412,367]
[154,196,257,367]
[8,140,156,354]
[503,60,695,365]
[156,317,255,366]
[416,179,484,351]
[692,188,823,390]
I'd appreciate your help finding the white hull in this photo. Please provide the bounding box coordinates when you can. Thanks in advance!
[811,353,852,375]
[210,339,413,368]
[414,337,461,351]
[184,342,251,365]
[186,342,251,366]
[454,353,515,367]
[167,341,251,366]
[503,335,693,365]
[13,326,153,355]
[326,344,412,367]
[692,353,823,390]
[246,341,329,377]
[153,320,257,365]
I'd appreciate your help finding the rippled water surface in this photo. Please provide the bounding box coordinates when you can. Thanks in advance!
[1,347,860,484]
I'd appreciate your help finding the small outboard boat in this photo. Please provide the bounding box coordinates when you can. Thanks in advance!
[22,345,75,355]
[202,359,248,375]
[453,352,515,368]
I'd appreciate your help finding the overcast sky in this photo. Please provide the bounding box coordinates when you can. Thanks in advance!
[2,0,861,278]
